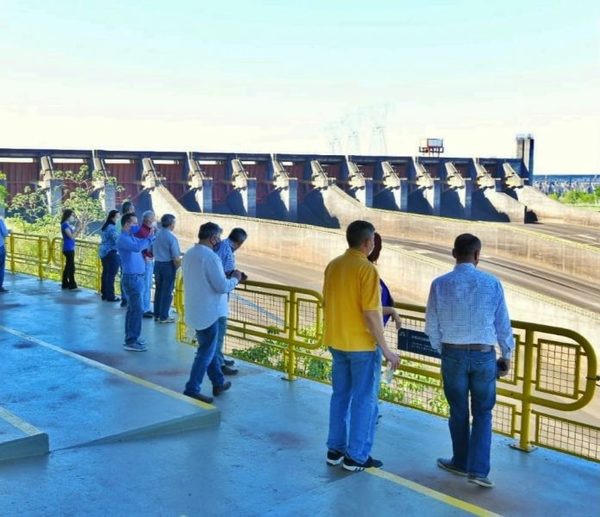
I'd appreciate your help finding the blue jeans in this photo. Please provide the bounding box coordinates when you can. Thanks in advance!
[153,261,176,320]
[100,251,120,300]
[142,259,154,313]
[441,348,496,478]
[0,245,5,288]
[122,273,144,345]
[327,348,381,463]
[215,316,228,368]
[184,320,226,395]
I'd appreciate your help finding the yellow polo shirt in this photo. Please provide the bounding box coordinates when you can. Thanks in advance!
[323,248,382,351]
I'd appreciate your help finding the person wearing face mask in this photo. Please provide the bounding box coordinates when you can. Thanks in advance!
[182,222,242,404]
[117,212,155,352]
[214,227,248,375]
[60,209,79,291]
[117,201,136,308]
[134,210,156,319]
[323,220,399,472]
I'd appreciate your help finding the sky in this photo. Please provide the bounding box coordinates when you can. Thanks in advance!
[0,0,599,173]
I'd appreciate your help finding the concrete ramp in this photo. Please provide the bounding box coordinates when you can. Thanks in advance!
[0,329,219,455]
[0,407,49,461]
[513,184,600,226]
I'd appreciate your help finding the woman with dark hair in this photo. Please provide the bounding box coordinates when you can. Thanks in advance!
[60,209,78,290]
[367,232,402,330]
[99,209,121,302]
[366,232,402,430]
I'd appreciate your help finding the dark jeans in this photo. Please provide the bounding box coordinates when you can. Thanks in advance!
[0,245,5,288]
[122,273,144,345]
[184,320,226,396]
[441,348,496,478]
[153,261,176,320]
[62,250,77,289]
[101,251,120,300]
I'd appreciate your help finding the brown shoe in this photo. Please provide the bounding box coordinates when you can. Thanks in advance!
[212,381,232,397]
[183,391,214,404]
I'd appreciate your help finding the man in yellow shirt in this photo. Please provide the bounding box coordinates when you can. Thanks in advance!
[323,220,400,472]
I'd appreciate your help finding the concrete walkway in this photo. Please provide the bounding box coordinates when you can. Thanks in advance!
[0,274,598,517]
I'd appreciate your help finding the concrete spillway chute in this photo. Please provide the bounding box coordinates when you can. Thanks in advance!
[231,159,250,191]
[271,158,291,191]
[442,162,472,219]
[228,159,256,217]
[91,153,116,210]
[38,156,62,215]
[269,158,298,221]
[503,162,524,189]
[186,154,213,213]
[381,161,402,190]
[474,161,496,189]
[309,160,330,190]
[412,160,440,216]
[345,159,373,207]
[444,162,466,189]
[141,158,163,189]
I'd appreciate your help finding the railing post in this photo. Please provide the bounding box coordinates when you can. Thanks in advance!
[284,291,297,381]
[9,232,15,272]
[37,237,44,279]
[511,327,537,452]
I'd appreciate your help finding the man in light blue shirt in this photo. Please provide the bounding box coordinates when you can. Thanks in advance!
[425,233,514,489]
[214,227,247,374]
[153,214,182,323]
[117,213,155,352]
[0,216,10,293]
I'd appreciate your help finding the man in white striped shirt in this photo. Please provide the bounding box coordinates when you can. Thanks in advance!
[425,233,514,488]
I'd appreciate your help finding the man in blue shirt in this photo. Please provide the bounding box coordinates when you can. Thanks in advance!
[0,216,10,293]
[425,233,514,489]
[214,228,247,375]
[117,213,155,352]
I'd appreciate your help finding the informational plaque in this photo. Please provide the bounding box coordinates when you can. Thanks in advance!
[397,328,441,359]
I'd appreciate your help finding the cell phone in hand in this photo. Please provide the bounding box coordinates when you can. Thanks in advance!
[496,358,508,379]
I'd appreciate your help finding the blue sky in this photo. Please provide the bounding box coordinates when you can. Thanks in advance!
[0,0,598,172]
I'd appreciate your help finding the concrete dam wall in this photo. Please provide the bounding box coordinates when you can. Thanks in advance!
[149,185,599,351]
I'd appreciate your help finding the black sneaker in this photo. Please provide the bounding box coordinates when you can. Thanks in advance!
[326,450,344,466]
[342,455,383,472]
[143,311,154,319]
[223,358,235,367]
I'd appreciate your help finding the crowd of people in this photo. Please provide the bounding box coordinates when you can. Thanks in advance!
[1,208,514,489]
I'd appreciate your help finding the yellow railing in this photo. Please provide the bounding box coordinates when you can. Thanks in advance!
[175,276,600,463]
[6,232,102,291]
[6,231,600,462]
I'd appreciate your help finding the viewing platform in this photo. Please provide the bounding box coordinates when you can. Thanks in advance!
[0,273,598,516]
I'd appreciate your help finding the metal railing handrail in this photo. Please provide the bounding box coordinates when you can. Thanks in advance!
[5,231,600,461]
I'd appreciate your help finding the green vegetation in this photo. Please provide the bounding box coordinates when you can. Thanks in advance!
[548,187,600,208]
[6,165,122,238]
[233,327,449,416]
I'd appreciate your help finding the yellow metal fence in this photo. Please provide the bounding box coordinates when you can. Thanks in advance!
[5,231,600,462]
[175,276,600,463]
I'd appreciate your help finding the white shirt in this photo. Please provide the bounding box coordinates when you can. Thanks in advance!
[425,263,515,359]
[183,243,239,330]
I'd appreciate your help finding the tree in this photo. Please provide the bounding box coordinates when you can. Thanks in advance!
[7,165,122,237]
